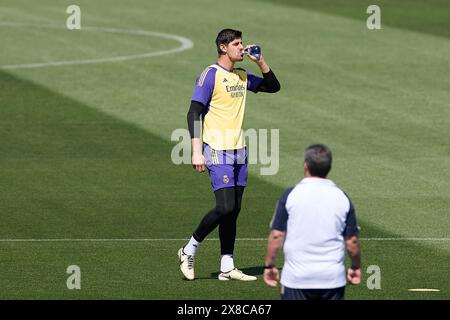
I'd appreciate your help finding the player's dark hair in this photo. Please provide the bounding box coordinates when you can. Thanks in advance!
[216,29,242,55]
[304,144,332,178]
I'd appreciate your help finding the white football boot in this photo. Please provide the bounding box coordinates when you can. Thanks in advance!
[218,268,257,281]
[178,247,195,280]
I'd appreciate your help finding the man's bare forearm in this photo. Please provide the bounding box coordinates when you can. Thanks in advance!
[346,236,361,268]
[257,58,270,74]
[265,230,285,266]
[191,138,202,155]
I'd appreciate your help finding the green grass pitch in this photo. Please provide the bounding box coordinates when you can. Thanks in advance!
[0,0,449,299]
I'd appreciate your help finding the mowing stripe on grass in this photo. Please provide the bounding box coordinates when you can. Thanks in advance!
[0,238,448,242]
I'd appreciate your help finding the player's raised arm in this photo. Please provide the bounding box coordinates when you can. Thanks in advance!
[244,44,280,93]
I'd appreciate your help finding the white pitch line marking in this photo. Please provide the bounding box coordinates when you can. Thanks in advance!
[0,238,448,242]
[408,288,440,292]
[0,22,193,69]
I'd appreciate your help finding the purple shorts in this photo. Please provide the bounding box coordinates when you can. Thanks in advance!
[203,143,248,192]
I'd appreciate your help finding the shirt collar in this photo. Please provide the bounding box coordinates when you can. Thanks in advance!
[215,63,234,73]
[299,177,336,186]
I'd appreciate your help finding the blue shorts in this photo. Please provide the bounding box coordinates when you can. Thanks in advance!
[203,144,248,192]
[281,286,345,300]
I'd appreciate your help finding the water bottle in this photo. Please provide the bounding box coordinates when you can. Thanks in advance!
[244,45,261,60]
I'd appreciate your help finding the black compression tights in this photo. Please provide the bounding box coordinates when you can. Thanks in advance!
[192,186,245,255]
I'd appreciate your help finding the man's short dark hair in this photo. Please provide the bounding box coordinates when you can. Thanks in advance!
[304,144,332,178]
[216,29,242,55]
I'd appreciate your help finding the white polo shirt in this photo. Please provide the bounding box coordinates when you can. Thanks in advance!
[271,177,359,289]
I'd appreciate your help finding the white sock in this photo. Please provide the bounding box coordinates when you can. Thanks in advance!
[220,254,234,273]
[183,236,200,256]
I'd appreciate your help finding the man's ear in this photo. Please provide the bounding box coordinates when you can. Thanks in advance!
[303,162,309,174]
[220,44,227,54]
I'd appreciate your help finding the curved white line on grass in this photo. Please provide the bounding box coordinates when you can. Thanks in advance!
[0,22,193,69]
[0,238,448,242]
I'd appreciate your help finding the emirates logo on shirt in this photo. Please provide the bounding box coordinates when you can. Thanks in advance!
[226,84,245,98]
[226,84,245,92]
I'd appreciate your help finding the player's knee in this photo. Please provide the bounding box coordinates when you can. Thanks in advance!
[216,202,236,217]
